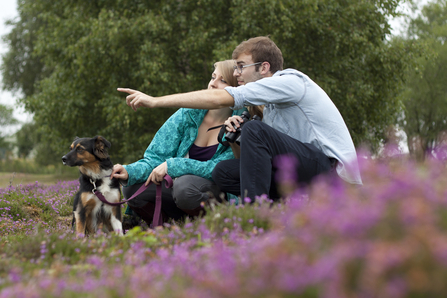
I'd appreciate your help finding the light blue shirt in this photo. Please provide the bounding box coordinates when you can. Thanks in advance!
[225,68,362,185]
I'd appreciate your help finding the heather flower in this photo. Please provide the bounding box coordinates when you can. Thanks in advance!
[7,269,21,284]
[3,158,447,297]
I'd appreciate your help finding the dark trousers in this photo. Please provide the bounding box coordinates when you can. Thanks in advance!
[212,120,332,200]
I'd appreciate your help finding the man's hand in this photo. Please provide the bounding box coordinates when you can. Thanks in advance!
[111,164,129,181]
[224,115,244,133]
[117,88,155,111]
[146,162,168,186]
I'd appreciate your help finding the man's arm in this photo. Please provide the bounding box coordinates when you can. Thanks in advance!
[117,88,235,111]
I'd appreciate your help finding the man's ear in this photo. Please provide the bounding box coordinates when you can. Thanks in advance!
[260,62,272,76]
[93,135,111,159]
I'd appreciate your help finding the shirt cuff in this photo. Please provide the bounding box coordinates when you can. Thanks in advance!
[224,87,244,110]
[165,158,175,177]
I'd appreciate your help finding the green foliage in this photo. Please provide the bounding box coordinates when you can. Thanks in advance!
[0,104,18,129]
[1,0,418,162]
[0,104,19,159]
[398,0,447,160]
[13,121,64,166]
[0,2,48,98]
[400,0,447,159]
[14,122,38,159]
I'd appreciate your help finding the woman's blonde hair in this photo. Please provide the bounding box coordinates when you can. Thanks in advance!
[214,60,238,87]
[214,60,264,120]
[247,105,264,120]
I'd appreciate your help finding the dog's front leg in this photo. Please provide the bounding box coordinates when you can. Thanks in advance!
[80,193,98,236]
[74,211,85,235]
[111,215,123,236]
[110,206,123,236]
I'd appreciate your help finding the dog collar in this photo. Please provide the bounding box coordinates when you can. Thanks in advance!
[89,175,111,193]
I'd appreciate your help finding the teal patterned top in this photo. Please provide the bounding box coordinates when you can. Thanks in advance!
[124,108,245,186]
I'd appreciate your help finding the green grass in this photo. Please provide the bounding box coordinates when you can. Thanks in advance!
[0,157,79,187]
[0,172,79,188]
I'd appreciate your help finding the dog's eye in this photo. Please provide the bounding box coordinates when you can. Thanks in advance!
[76,147,85,153]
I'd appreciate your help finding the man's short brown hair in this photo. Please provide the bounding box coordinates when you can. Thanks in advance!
[232,36,284,74]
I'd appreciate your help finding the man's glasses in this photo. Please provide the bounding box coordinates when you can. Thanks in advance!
[233,62,262,74]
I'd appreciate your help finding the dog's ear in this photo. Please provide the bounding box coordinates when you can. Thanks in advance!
[73,136,79,141]
[93,136,111,159]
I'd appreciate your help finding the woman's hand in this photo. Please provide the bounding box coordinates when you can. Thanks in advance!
[146,162,168,186]
[224,115,244,133]
[111,164,129,181]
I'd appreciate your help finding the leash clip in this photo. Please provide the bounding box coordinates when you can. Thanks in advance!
[90,179,97,194]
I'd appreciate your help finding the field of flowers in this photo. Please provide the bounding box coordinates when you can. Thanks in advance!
[1,154,447,297]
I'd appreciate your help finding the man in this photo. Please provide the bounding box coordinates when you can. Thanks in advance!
[116,36,362,200]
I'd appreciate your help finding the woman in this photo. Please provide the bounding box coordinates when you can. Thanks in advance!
[112,60,244,226]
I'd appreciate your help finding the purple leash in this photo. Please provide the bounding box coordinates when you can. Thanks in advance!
[92,175,173,228]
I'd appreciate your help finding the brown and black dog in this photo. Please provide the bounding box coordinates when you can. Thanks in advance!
[62,136,123,236]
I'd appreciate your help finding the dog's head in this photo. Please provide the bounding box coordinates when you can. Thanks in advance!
[62,136,111,167]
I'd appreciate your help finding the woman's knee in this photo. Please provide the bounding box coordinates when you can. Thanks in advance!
[172,176,214,210]
[172,177,199,209]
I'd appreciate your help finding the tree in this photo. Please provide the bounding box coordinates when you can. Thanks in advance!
[0,104,19,159]
[14,122,37,158]
[398,0,447,160]
[0,1,48,98]
[0,104,17,128]
[1,0,419,164]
